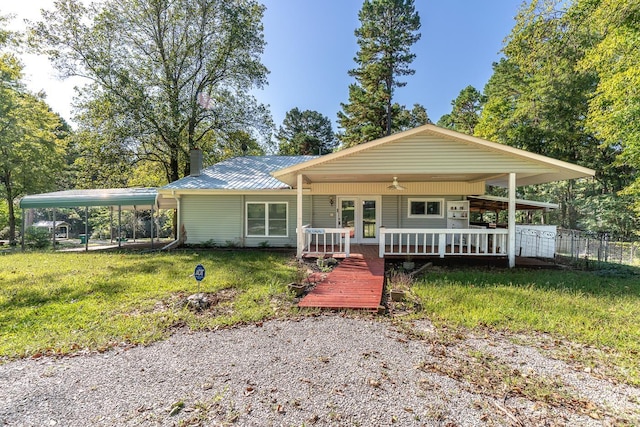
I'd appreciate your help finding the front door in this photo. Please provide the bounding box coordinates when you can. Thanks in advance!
[337,197,381,244]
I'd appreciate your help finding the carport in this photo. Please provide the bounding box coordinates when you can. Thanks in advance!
[19,188,158,251]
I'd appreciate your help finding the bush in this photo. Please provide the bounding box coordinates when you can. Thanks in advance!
[25,226,51,249]
[0,226,9,240]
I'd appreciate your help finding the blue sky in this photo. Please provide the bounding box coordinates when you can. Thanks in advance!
[259,0,522,128]
[5,0,522,130]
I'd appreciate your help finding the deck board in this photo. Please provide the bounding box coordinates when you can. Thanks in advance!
[298,246,384,311]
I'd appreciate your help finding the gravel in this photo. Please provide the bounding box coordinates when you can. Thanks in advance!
[1,315,638,426]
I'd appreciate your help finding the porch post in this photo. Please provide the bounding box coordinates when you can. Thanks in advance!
[508,172,516,268]
[296,173,303,258]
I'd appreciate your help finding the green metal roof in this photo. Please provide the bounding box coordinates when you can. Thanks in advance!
[19,188,158,209]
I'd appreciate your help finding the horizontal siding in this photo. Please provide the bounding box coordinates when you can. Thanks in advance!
[310,181,484,195]
[181,195,241,244]
[181,194,310,247]
[305,135,557,175]
[381,195,400,228]
[311,195,337,228]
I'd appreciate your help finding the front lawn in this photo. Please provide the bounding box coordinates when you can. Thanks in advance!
[408,265,640,385]
[2,250,639,386]
[0,250,297,359]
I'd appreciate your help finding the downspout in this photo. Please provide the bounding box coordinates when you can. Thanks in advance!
[508,173,517,268]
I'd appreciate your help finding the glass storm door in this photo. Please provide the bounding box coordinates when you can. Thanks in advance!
[337,197,380,244]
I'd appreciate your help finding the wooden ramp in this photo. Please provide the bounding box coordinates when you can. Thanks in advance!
[298,249,384,311]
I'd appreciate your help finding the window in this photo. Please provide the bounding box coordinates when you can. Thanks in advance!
[246,202,288,237]
[408,198,443,218]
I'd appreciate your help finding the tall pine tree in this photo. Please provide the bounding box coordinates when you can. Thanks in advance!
[337,0,422,148]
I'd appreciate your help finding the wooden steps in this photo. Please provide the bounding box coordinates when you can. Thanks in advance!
[298,248,384,311]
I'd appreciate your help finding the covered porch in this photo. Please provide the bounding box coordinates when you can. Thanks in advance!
[272,125,595,268]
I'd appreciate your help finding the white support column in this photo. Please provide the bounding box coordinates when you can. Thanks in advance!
[508,172,517,268]
[296,174,304,258]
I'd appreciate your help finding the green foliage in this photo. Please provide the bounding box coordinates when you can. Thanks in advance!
[24,226,51,249]
[476,0,637,231]
[579,0,640,200]
[0,35,68,241]
[0,251,297,358]
[436,85,485,135]
[31,0,272,184]
[276,108,336,155]
[337,0,424,147]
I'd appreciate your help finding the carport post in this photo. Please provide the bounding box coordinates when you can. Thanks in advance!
[21,208,25,251]
[84,206,89,251]
[52,208,56,250]
[118,205,122,248]
[150,206,155,249]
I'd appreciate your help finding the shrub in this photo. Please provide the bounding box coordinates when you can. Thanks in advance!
[25,226,51,249]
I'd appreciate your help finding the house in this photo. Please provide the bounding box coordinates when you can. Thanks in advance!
[156,124,595,267]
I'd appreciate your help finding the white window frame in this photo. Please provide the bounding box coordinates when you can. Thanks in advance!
[407,198,444,218]
[245,202,289,237]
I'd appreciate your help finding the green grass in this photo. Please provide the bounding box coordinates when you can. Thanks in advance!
[2,250,640,386]
[0,250,297,359]
[410,265,640,384]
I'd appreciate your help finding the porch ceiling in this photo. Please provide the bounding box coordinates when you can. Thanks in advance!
[300,172,500,183]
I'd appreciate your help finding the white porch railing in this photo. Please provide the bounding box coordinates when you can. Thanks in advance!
[379,227,508,258]
[301,225,351,257]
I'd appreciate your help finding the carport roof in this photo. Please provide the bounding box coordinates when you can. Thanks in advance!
[19,188,158,210]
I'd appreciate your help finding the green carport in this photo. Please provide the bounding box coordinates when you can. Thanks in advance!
[19,188,159,251]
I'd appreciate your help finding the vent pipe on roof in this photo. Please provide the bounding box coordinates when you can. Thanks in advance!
[190,148,203,177]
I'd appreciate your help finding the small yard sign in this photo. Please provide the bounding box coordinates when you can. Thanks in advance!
[194,264,205,282]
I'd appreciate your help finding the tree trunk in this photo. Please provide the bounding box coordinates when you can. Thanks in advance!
[4,181,16,243]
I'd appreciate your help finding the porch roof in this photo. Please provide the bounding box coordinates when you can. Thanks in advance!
[272,124,595,188]
[468,195,559,212]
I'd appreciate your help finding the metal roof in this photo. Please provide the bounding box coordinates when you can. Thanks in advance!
[19,188,158,209]
[161,156,318,191]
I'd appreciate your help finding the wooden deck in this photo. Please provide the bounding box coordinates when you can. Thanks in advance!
[298,245,384,311]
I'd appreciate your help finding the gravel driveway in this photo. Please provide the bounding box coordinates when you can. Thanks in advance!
[1,315,638,426]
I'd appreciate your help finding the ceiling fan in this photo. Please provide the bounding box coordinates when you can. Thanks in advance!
[387,176,406,191]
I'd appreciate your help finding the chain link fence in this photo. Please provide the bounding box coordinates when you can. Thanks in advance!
[555,229,639,266]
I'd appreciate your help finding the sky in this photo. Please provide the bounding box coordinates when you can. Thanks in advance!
[2,0,522,129]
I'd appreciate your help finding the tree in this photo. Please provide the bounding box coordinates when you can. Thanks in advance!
[337,0,422,147]
[474,0,636,230]
[0,56,67,242]
[276,108,336,155]
[579,0,640,206]
[31,0,272,185]
[437,85,485,135]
